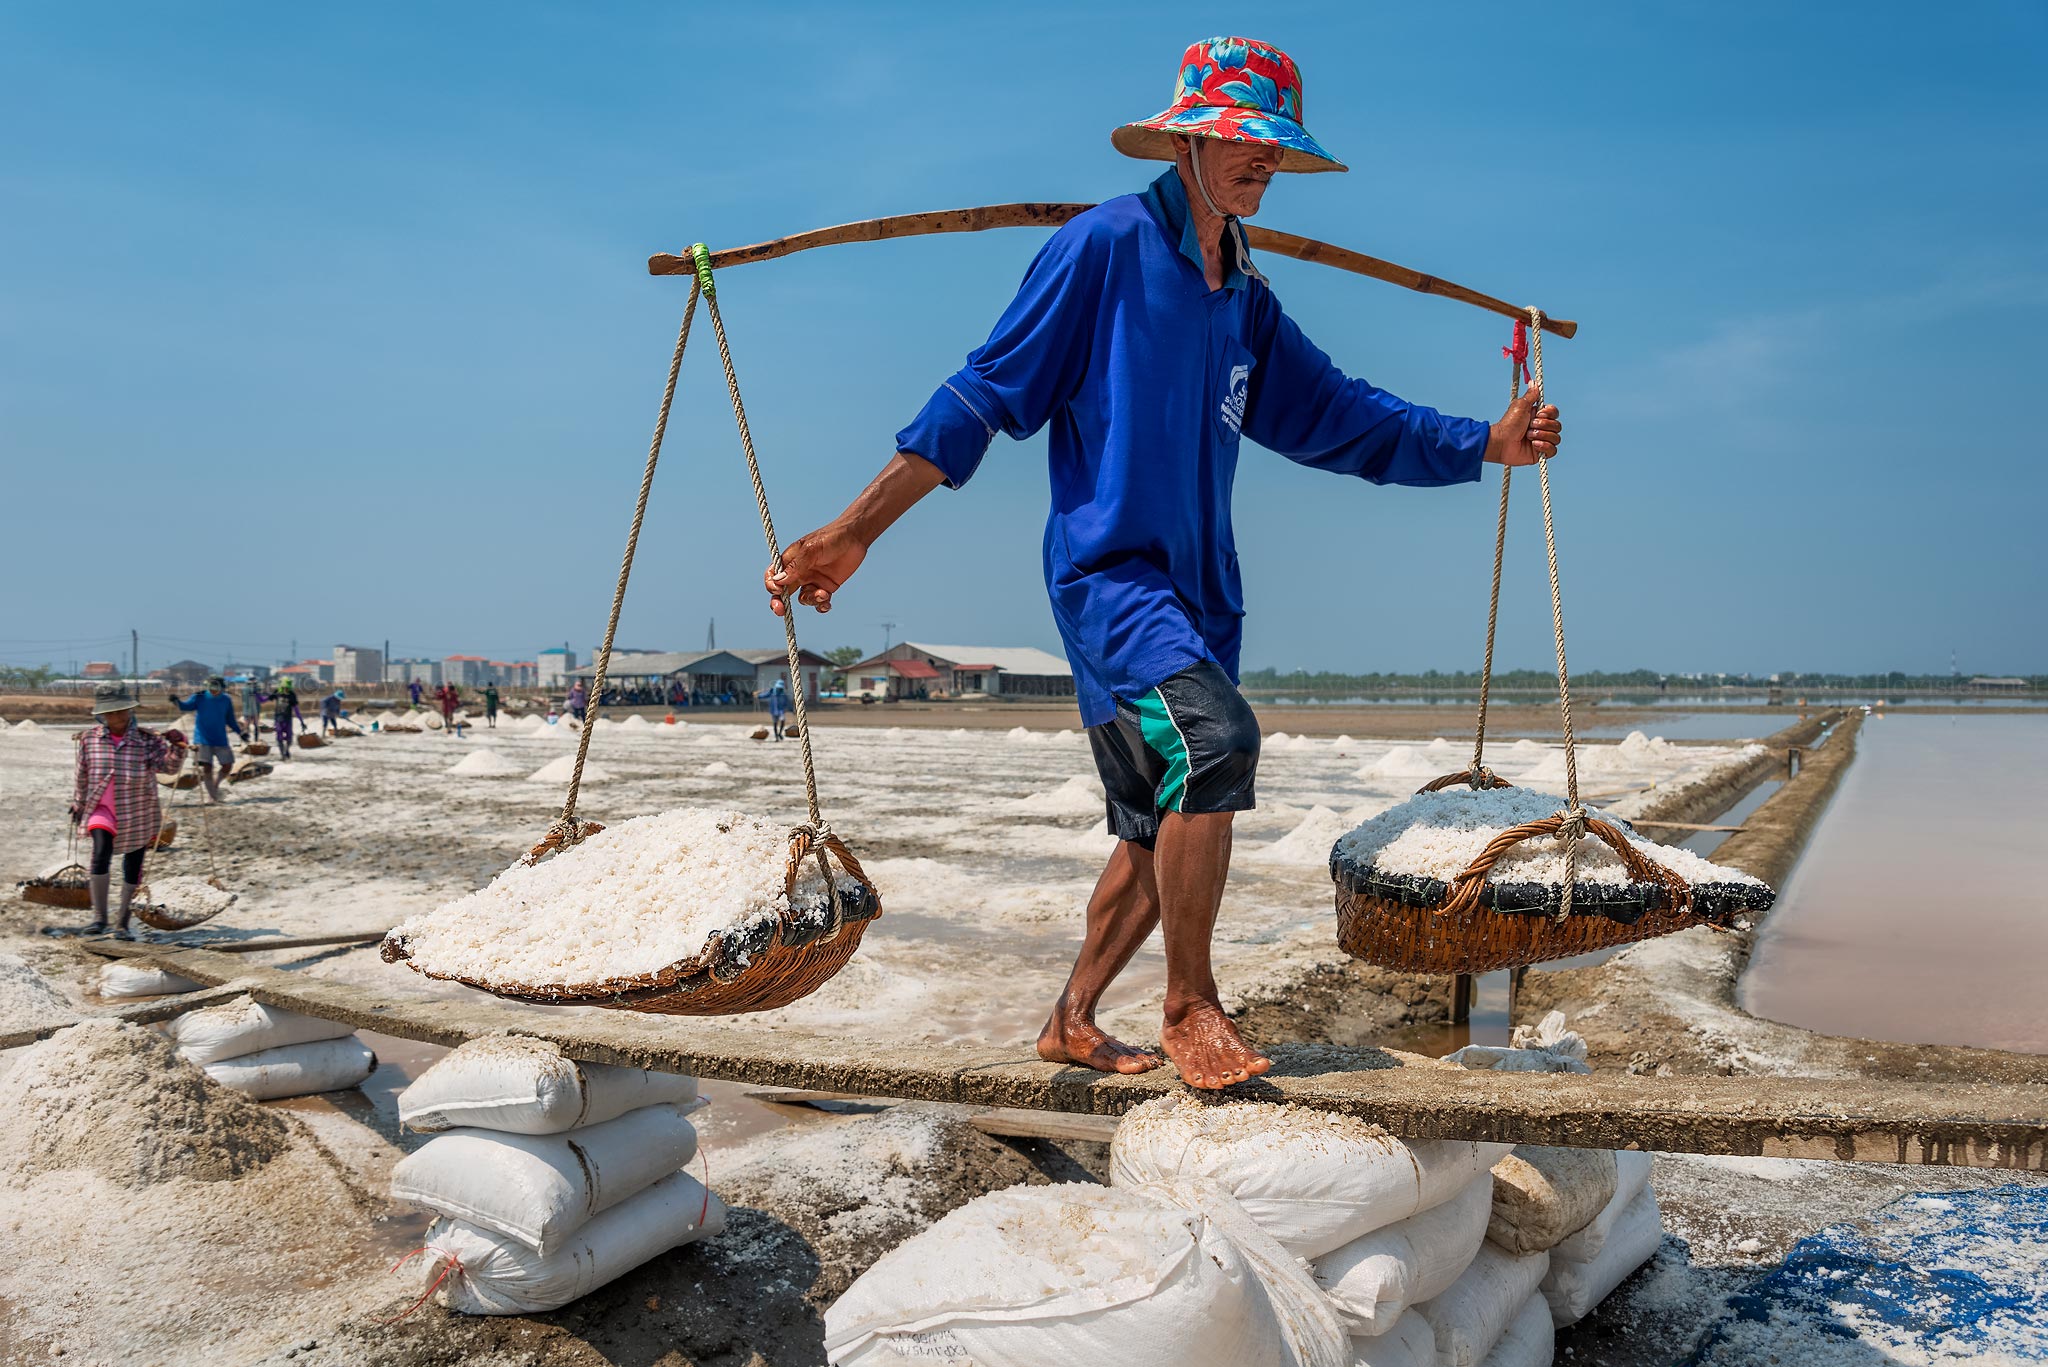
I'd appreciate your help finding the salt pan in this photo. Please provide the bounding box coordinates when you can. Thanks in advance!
[384,808,842,990]
[1334,785,1763,888]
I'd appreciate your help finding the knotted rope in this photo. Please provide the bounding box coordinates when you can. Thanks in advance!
[692,244,846,933]
[1528,306,1591,918]
[527,279,702,864]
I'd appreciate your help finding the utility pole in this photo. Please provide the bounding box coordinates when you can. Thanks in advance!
[880,620,898,651]
[131,628,138,683]
[706,618,716,652]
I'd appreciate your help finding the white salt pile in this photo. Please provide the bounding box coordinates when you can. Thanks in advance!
[147,877,239,919]
[1004,726,1043,744]
[1360,745,1451,780]
[1010,774,1106,816]
[384,809,838,989]
[14,717,43,733]
[620,715,650,729]
[1243,805,1355,866]
[1335,786,1764,888]
[449,749,523,777]
[527,755,614,784]
[0,954,77,1034]
[0,1020,292,1186]
[702,761,733,776]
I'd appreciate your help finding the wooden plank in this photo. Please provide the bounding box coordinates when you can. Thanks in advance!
[78,931,388,956]
[647,204,1578,338]
[0,984,247,1051]
[78,940,2048,1171]
[744,1090,1120,1144]
[1628,820,1745,833]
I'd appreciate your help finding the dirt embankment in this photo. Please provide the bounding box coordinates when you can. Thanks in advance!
[1519,711,2048,1086]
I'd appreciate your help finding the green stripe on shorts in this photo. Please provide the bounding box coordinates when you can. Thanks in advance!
[1130,688,1191,813]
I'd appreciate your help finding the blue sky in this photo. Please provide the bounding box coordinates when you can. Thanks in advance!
[3,3,2043,677]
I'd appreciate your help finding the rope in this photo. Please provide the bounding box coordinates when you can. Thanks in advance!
[1527,306,1589,918]
[695,251,844,923]
[376,1246,463,1324]
[1466,325,1523,782]
[528,279,702,864]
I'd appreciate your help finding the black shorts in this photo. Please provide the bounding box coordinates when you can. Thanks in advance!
[1088,660,1261,849]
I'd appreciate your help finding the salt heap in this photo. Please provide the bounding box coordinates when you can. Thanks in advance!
[527,755,613,783]
[1359,745,1451,780]
[1009,774,1106,816]
[0,953,77,1034]
[0,1021,292,1186]
[14,717,42,733]
[1333,785,1765,889]
[449,749,523,777]
[146,876,239,920]
[382,808,844,990]
[1243,805,1356,866]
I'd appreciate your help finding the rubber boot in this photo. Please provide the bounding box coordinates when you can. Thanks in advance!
[113,882,138,941]
[84,873,110,935]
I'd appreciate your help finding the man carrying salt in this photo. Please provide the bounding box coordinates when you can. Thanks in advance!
[770,37,1562,1088]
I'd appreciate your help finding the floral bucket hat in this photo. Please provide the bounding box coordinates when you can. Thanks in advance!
[1113,36,1346,174]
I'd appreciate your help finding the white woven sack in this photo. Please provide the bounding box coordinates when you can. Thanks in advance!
[204,1036,376,1100]
[1486,1147,1618,1255]
[1349,1309,1436,1367]
[1479,1292,1554,1367]
[1416,1242,1552,1367]
[1315,1174,1493,1336]
[169,996,357,1065]
[391,1102,700,1254]
[397,1035,700,1135]
[1548,1150,1654,1262]
[97,962,202,998]
[824,1179,1349,1367]
[1541,1187,1664,1327]
[1110,1096,1511,1258]
[421,1170,725,1315]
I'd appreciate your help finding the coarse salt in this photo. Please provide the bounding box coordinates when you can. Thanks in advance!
[385,808,839,990]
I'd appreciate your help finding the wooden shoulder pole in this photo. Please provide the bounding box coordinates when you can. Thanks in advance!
[648,203,1577,339]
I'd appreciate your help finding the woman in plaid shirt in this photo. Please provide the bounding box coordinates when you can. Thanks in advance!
[62,682,187,939]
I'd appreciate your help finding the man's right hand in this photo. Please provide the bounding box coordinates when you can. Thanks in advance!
[767,521,868,617]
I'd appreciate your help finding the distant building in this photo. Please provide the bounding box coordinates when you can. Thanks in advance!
[81,661,119,679]
[562,649,828,702]
[846,642,1074,701]
[1966,676,2030,693]
[730,648,829,703]
[537,647,577,687]
[332,645,385,686]
[443,655,490,687]
[277,659,335,685]
[384,658,443,687]
[221,662,272,682]
[153,659,213,689]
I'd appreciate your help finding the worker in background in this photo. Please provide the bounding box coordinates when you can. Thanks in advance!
[320,688,344,736]
[57,683,186,939]
[267,677,305,759]
[482,681,500,728]
[567,680,588,725]
[436,682,460,732]
[765,676,790,740]
[168,673,246,803]
[239,676,262,744]
[409,677,424,707]
[769,37,1561,1090]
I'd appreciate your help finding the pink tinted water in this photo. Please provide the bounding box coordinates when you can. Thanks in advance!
[1740,714,2048,1055]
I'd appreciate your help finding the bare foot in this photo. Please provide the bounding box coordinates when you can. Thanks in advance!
[1037,1013,1162,1075]
[1160,998,1272,1090]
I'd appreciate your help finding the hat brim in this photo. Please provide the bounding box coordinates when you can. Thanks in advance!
[1113,109,1346,174]
[92,700,134,715]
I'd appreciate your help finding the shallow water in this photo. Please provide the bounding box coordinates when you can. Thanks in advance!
[1740,714,2048,1055]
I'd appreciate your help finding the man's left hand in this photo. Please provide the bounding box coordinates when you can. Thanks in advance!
[1484,388,1562,467]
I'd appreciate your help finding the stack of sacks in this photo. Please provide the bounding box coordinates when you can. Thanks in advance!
[167,995,375,1100]
[97,961,202,998]
[389,1036,721,1315]
[1452,1013,1666,1331]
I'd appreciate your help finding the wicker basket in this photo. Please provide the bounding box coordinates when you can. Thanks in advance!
[151,820,178,850]
[1331,775,1774,974]
[135,890,232,932]
[242,741,271,756]
[381,829,882,1015]
[18,863,92,910]
[297,733,328,749]
[228,762,273,784]
[159,771,201,790]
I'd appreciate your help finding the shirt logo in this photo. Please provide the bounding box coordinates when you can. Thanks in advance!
[1220,363,1251,435]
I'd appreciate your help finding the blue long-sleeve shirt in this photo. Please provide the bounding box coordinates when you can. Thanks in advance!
[897,171,1490,726]
[171,690,244,746]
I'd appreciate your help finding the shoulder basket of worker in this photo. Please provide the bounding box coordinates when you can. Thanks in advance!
[1331,319,1774,974]
[18,860,93,910]
[386,243,880,1015]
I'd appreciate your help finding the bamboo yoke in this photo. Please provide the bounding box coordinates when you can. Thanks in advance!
[526,202,1584,988]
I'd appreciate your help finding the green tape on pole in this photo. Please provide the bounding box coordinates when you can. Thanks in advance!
[689,242,716,300]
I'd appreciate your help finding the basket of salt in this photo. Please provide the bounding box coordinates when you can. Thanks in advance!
[18,862,92,910]
[1331,784,1773,973]
[242,741,271,756]
[159,769,201,790]
[380,808,881,1015]
[151,819,178,850]
[134,876,238,932]
[297,732,328,749]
